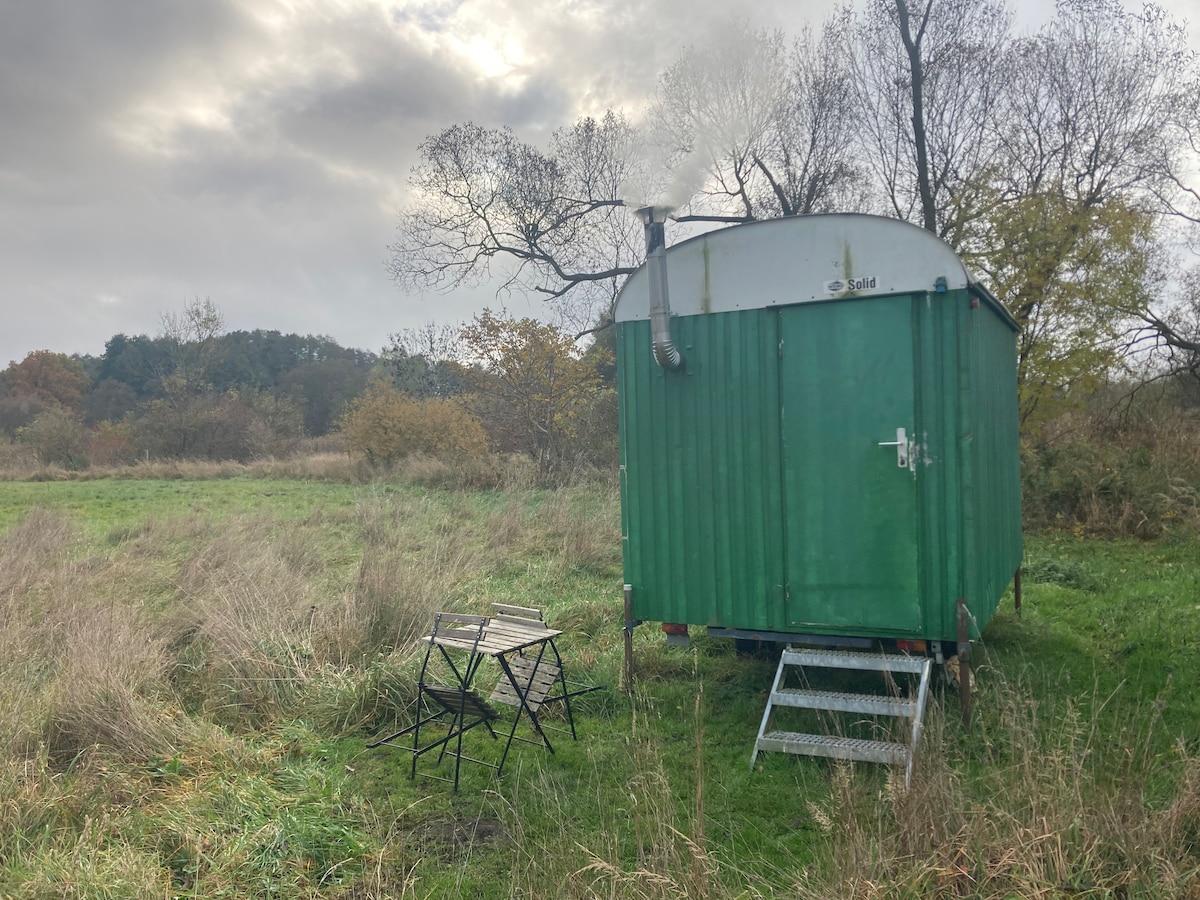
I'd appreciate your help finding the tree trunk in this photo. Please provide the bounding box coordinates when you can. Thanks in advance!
[896,0,938,234]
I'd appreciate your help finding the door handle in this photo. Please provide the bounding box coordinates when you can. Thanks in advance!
[878,427,909,469]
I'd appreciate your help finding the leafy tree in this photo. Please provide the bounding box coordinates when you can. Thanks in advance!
[96,333,173,399]
[565,386,619,470]
[4,350,92,410]
[83,378,138,426]
[207,330,374,394]
[279,358,369,436]
[18,407,89,469]
[337,379,487,464]
[0,394,50,441]
[967,189,1157,425]
[458,310,607,473]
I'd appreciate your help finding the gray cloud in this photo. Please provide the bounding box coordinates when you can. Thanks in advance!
[1,0,1196,366]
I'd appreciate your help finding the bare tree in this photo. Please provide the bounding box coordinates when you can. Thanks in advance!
[984,0,1200,398]
[994,0,1197,211]
[159,296,225,397]
[850,0,1012,239]
[1134,262,1200,393]
[387,114,644,336]
[651,23,791,220]
[390,21,868,330]
[384,321,465,399]
[765,16,870,217]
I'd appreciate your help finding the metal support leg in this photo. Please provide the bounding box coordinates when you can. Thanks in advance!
[957,598,972,728]
[1014,566,1022,616]
[623,584,635,694]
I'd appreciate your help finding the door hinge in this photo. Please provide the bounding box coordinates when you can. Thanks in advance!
[778,340,784,359]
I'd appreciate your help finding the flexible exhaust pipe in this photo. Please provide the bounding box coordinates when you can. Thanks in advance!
[636,206,682,370]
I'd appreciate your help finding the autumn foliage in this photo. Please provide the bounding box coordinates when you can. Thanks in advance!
[4,350,91,410]
[337,379,487,464]
[459,310,608,473]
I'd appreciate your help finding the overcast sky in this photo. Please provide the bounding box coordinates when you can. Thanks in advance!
[1,0,1195,367]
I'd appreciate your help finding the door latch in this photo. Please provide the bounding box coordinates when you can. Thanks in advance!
[878,427,909,469]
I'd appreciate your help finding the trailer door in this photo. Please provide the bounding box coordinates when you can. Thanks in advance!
[778,294,923,634]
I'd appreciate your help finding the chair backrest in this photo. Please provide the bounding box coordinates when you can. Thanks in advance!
[430,612,488,652]
[490,604,546,633]
[492,603,543,622]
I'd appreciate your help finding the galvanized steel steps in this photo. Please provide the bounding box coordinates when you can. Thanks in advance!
[754,732,910,765]
[751,647,932,789]
[779,648,929,674]
[770,687,916,717]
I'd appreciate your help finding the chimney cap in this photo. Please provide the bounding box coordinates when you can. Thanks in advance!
[635,205,674,225]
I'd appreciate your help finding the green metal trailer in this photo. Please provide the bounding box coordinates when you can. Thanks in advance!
[615,213,1022,654]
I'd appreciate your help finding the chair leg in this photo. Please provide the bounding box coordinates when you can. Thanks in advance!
[410,707,421,780]
[550,640,577,740]
[452,710,465,791]
[497,712,521,777]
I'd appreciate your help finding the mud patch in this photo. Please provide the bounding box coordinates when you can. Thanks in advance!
[404,814,509,861]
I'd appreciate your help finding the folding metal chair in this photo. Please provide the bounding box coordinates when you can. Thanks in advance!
[367,613,499,791]
[489,604,604,745]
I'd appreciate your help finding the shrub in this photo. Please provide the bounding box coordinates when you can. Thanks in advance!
[337,380,488,464]
[132,391,304,462]
[0,394,50,440]
[458,310,608,476]
[18,407,89,469]
[1021,407,1200,537]
[88,420,137,467]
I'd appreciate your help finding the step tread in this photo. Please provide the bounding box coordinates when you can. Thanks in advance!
[756,731,910,764]
[780,648,929,674]
[771,687,917,716]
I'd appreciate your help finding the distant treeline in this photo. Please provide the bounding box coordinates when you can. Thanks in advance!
[1,301,620,477]
[81,329,378,436]
[0,323,381,468]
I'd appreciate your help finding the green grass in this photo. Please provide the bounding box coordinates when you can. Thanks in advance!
[0,478,364,536]
[0,474,1197,898]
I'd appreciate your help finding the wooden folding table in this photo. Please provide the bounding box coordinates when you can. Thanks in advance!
[368,606,589,790]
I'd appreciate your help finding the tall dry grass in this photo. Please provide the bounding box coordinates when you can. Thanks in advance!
[0,509,196,767]
[1023,406,1200,537]
[794,671,1200,899]
[0,444,617,491]
[1,477,619,766]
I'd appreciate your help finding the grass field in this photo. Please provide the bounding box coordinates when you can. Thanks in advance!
[0,473,1197,898]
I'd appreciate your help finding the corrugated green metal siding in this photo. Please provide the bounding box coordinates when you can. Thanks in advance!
[964,291,1023,637]
[618,290,1021,642]
[912,290,966,641]
[910,288,1021,641]
[618,310,787,630]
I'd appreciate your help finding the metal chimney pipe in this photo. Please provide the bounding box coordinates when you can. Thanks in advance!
[636,205,682,370]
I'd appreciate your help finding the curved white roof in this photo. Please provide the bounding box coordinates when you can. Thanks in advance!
[614,213,972,323]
